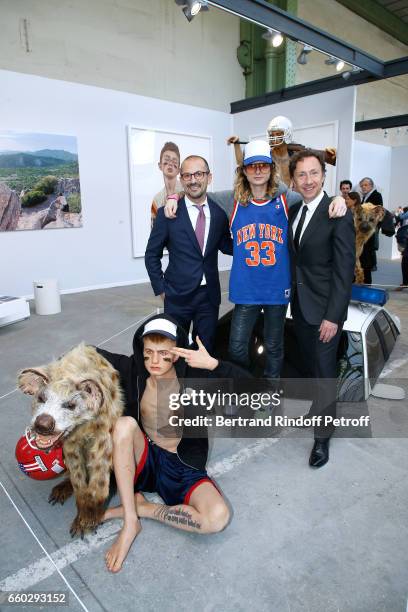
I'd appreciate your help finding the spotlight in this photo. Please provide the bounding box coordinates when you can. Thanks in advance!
[384,129,388,138]
[297,44,312,65]
[175,0,208,22]
[262,29,284,47]
[324,56,345,71]
[342,65,362,80]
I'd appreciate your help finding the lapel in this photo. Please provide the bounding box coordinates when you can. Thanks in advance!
[298,192,330,251]
[178,198,202,255]
[288,200,302,250]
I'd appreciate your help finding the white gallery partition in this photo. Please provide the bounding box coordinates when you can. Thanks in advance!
[232,87,357,198]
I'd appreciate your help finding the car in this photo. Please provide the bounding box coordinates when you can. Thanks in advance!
[215,289,400,402]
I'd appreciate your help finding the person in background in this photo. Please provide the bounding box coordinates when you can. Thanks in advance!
[395,206,408,290]
[339,180,352,199]
[359,177,383,284]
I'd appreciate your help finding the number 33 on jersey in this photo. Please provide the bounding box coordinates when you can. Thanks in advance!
[229,195,291,305]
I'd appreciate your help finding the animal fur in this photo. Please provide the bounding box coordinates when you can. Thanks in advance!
[18,344,124,537]
[347,201,385,284]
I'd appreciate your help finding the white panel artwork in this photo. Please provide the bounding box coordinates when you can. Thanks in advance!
[128,127,212,257]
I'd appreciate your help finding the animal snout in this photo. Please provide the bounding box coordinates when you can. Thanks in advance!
[34,413,56,434]
[359,222,370,233]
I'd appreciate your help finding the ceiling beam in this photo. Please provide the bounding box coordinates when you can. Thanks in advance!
[208,0,385,76]
[355,114,408,131]
[336,0,408,47]
[230,55,408,113]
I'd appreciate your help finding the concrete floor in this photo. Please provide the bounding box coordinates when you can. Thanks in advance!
[1,261,408,612]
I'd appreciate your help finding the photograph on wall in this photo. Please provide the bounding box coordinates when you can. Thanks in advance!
[128,126,212,257]
[0,131,82,232]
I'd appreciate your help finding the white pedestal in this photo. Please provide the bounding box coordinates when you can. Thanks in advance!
[33,279,61,315]
[0,296,30,328]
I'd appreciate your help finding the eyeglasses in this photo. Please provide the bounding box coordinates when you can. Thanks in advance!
[180,170,210,181]
[245,163,271,174]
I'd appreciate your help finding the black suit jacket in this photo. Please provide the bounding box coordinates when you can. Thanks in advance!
[145,196,232,307]
[288,193,355,326]
[361,189,383,206]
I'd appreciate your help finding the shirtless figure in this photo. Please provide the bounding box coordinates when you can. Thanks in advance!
[98,314,247,572]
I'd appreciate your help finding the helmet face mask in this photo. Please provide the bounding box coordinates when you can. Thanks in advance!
[267,115,293,147]
[15,430,66,480]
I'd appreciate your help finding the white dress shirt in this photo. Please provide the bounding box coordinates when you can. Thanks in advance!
[292,190,324,245]
[185,195,211,285]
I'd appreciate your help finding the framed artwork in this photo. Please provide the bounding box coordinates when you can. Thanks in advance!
[127,126,212,257]
[0,131,82,232]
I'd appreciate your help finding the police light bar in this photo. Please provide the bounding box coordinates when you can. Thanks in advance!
[351,284,389,306]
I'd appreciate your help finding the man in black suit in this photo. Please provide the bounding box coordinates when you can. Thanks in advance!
[359,177,383,206]
[145,155,232,352]
[288,149,355,468]
[359,177,383,284]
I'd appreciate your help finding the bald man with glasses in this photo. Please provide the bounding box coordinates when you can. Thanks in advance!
[145,155,233,352]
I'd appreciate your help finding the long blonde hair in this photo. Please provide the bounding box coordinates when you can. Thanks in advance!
[233,163,281,205]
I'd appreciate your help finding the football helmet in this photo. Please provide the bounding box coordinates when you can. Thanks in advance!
[15,429,66,480]
[267,115,293,147]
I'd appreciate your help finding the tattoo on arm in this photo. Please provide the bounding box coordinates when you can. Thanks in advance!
[153,505,201,530]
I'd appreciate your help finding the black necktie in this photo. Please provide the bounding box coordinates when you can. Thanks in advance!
[294,204,308,250]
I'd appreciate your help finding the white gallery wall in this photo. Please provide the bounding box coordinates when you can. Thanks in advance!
[0,69,235,297]
[232,87,357,197]
[389,146,408,209]
[352,139,408,259]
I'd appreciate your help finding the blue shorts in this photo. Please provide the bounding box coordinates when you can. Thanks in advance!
[134,435,218,506]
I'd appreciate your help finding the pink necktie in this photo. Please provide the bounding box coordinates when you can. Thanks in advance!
[194,205,206,252]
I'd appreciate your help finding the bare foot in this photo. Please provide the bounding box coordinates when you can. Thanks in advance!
[105,517,141,573]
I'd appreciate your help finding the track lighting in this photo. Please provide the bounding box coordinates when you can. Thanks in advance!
[325,56,345,71]
[297,44,312,65]
[175,0,208,22]
[342,65,362,80]
[262,28,284,47]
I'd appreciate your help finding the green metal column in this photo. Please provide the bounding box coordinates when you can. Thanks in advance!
[237,0,298,98]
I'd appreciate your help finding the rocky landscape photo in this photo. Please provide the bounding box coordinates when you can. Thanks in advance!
[0,131,82,232]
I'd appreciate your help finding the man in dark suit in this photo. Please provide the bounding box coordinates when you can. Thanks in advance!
[288,149,355,468]
[359,177,383,284]
[359,177,383,206]
[145,155,232,352]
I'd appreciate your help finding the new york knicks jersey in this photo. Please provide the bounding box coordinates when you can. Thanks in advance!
[229,195,291,305]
